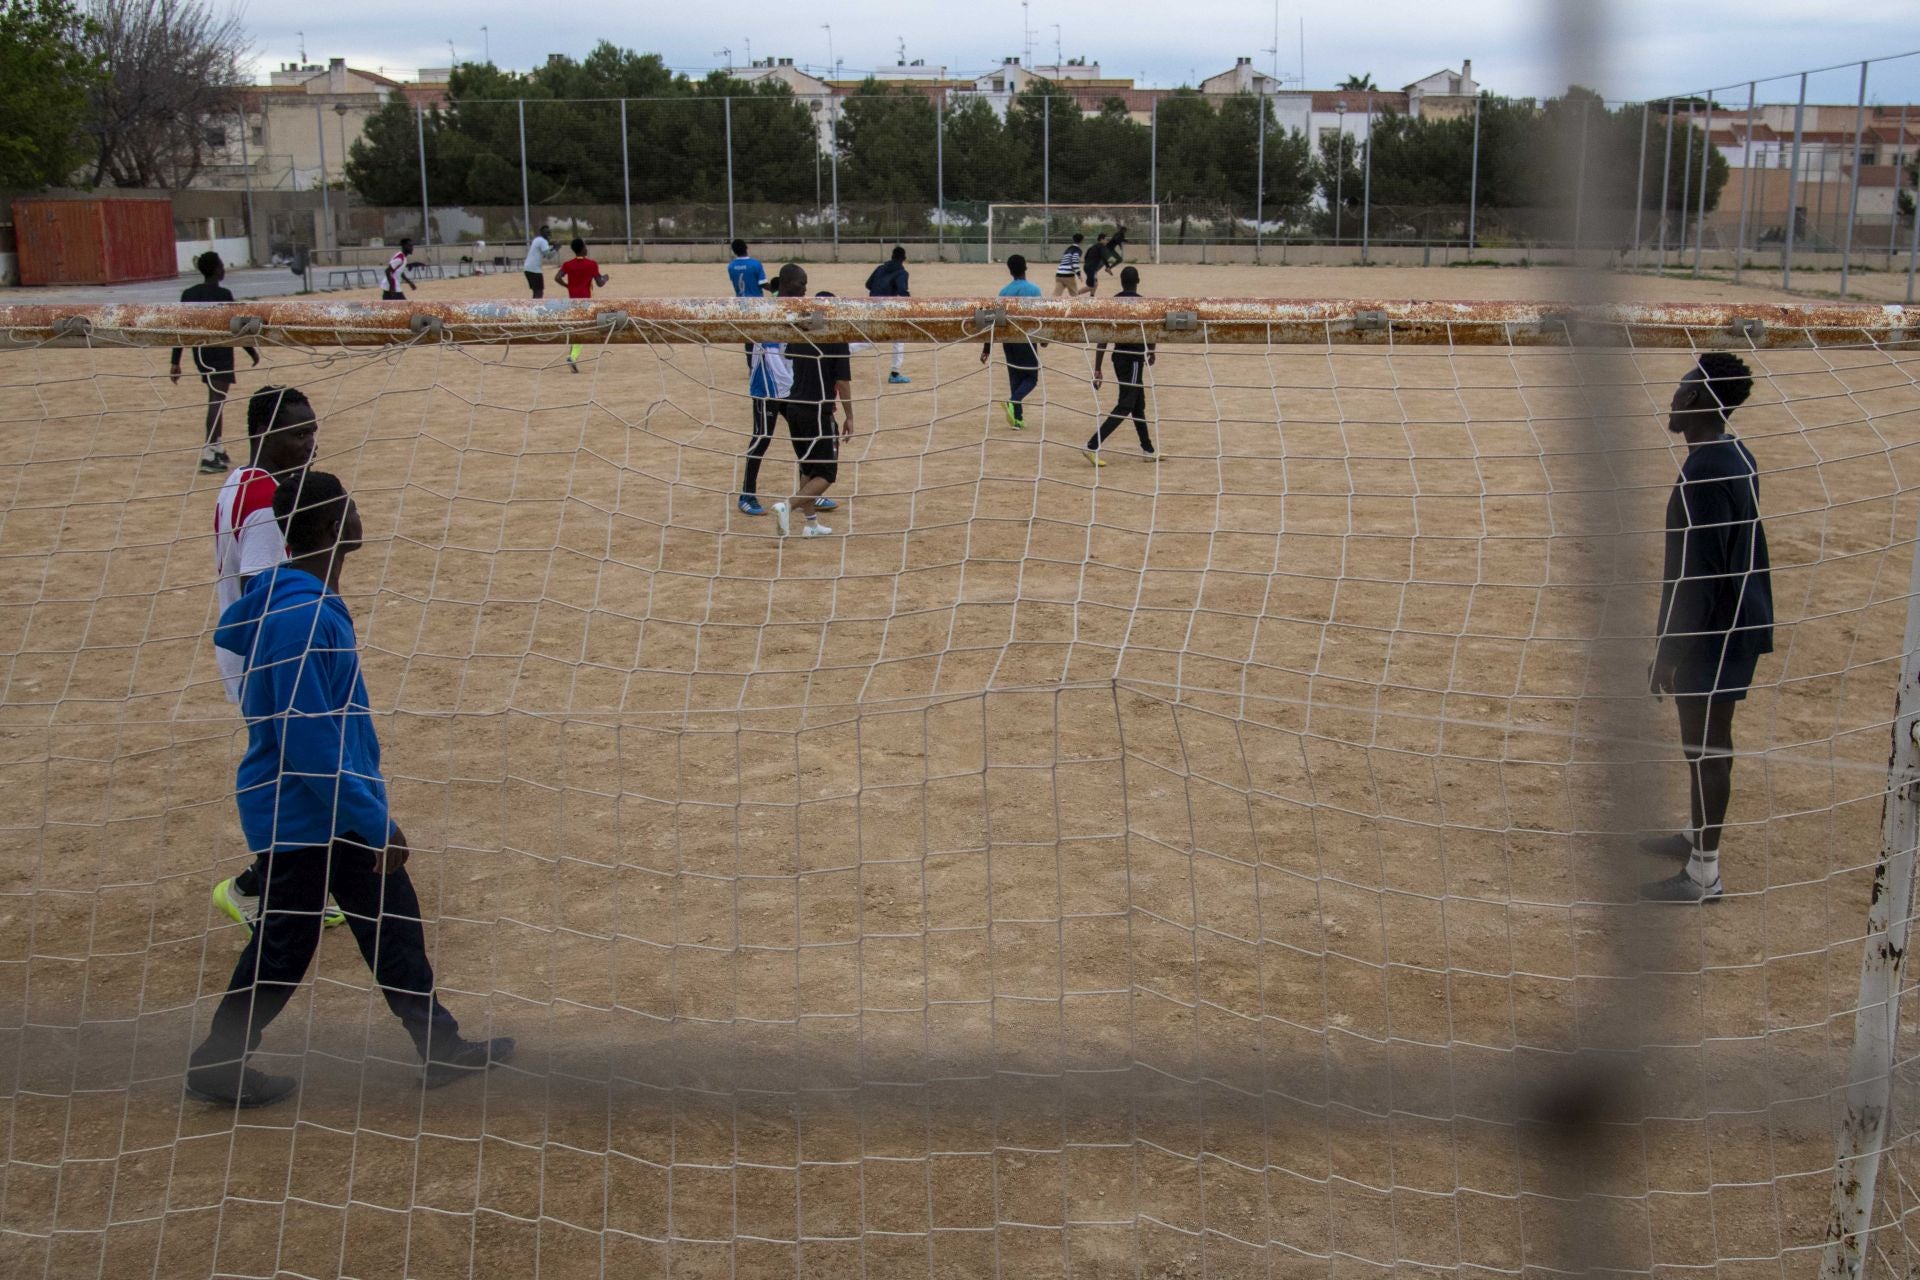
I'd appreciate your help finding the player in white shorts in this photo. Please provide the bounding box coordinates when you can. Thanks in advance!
[209,386,344,933]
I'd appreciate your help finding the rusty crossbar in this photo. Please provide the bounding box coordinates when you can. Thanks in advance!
[0,298,1913,349]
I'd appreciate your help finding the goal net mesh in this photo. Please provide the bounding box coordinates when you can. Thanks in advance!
[2,300,1919,1277]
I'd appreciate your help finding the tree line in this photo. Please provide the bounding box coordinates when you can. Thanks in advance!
[343,45,1726,240]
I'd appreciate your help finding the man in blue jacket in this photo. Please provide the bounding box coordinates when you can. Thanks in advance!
[864,245,911,384]
[186,471,512,1107]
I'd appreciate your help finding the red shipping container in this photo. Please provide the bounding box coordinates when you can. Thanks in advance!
[11,197,176,286]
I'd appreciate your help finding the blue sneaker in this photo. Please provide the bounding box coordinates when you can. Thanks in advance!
[738,495,764,516]
[888,372,911,384]
[814,496,838,512]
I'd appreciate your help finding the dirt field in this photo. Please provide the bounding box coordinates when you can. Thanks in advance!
[2,263,1919,1277]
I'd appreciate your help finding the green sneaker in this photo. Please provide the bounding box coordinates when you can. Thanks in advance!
[213,877,346,936]
[1003,402,1024,430]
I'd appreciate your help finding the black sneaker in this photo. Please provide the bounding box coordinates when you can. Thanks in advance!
[1640,870,1724,903]
[1638,833,1694,859]
[184,1064,298,1109]
[423,1035,517,1089]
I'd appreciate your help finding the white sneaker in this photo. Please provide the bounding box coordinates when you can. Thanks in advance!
[802,520,835,537]
[772,501,791,536]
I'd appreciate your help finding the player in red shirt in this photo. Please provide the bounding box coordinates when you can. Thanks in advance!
[554,237,609,373]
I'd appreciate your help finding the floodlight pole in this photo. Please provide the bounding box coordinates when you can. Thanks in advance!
[1655,98,1674,274]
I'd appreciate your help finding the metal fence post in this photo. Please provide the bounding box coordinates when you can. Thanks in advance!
[415,104,431,247]
[1631,102,1649,263]
[238,107,258,265]
[1656,99,1674,274]
[1042,93,1051,261]
[517,98,530,239]
[829,94,840,258]
[1890,102,1910,266]
[1572,97,1589,257]
[1255,82,1266,263]
[1909,160,1919,303]
[1361,97,1373,263]
[936,91,945,259]
[1149,97,1158,218]
[724,96,736,245]
[1784,72,1807,292]
[1468,94,1482,253]
[1677,101,1695,264]
[1734,83,1756,283]
[314,104,332,258]
[1691,96,1712,277]
[1841,60,1869,296]
[621,99,632,256]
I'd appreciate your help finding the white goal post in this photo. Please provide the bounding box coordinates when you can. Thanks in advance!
[985,202,1161,266]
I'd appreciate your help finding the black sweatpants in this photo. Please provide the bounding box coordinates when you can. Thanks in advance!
[524,270,545,299]
[191,836,460,1069]
[741,397,785,497]
[1087,353,1153,452]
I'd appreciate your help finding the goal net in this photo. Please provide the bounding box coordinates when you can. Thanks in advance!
[986,203,1162,266]
[2,295,1919,1278]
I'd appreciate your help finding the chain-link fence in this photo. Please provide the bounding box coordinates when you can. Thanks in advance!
[287,49,1919,297]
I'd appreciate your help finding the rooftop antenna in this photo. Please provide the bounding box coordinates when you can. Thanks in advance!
[820,23,834,78]
[897,36,906,64]
[1299,16,1306,89]
[1051,23,1061,67]
[446,39,456,66]
[480,25,488,65]
[744,37,751,66]
[1260,2,1279,85]
[1021,0,1032,65]
[714,46,731,71]
[297,30,306,62]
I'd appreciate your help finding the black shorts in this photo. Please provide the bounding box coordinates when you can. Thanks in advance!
[525,270,545,298]
[785,404,839,484]
[1671,650,1761,704]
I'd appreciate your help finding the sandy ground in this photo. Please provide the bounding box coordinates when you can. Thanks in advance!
[1,263,1919,1277]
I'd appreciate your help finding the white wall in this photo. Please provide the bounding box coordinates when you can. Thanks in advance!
[176,236,253,273]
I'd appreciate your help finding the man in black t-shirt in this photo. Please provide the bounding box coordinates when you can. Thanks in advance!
[170,252,261,473]
[776,290,855,537]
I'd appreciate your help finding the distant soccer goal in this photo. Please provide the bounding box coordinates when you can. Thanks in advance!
[985,202,1161,266]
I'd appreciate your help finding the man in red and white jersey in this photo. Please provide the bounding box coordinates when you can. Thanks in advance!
[209,386,343,934]
[381,238,418,301]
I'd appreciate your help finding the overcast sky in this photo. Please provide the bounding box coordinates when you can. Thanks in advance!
[243,0,1920,106]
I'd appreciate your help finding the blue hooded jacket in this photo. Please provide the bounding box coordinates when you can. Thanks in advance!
[214,564,391,853]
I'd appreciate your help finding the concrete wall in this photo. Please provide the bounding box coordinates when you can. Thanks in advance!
[175,235,253,273]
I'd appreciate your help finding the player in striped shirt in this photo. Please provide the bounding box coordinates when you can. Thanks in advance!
[381,239,417,300]
[209,386,343,935]
[1054,234,1085,296]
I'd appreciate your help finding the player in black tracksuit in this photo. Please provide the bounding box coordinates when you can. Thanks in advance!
[170,251,261,473]
[1084,266,1157,464]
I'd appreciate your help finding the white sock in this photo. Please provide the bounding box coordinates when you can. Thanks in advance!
[1685,845,1720,888]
